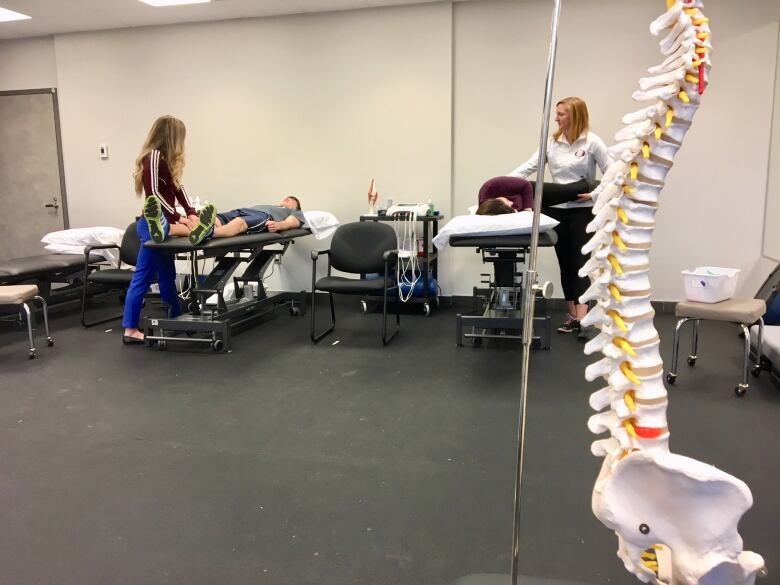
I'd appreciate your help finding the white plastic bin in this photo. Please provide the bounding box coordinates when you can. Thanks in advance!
[681,266,741,303]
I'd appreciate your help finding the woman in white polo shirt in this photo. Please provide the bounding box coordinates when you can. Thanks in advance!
[509,96,611,334]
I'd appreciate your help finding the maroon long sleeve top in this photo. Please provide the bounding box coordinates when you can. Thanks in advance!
[142,149,196,223]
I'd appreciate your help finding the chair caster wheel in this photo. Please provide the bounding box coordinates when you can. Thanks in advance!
[735,385,747,397]
[423,302,431,317]
[29,350,37,359]
[290,306,301,317]
[686,356,696,367]
[47,337,54,347]
[211,339,224,352]
[360,300,368,315]
[471,337,482,347]
[666,372,677,384]
[157,340,167,351]
[751,364,761,377]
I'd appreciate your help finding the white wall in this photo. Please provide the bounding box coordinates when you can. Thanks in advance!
[0,37,57,91]
[1,0,778,299]
[52,4,452,292]
[454,0,780,300]
[764,21,780,263]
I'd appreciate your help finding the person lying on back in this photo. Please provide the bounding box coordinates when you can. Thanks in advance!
[188,196,306,245]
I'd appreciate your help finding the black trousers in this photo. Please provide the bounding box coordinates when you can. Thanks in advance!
[544,206,592,303]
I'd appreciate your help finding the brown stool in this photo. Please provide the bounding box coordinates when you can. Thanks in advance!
[667,298,765,396]
[0,284,53,359]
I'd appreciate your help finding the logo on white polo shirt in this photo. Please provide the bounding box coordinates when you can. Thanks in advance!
[575,149,586,158]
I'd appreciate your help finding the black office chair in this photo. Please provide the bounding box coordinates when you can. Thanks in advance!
[80,222,143,327]
[311,221,399,345]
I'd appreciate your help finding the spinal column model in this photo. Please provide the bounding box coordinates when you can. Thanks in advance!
[578,2,766,584]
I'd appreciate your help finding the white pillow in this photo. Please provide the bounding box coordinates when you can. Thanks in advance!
[42,226,124,247]
[432,211,559,249]
[302,211,340,240]
[42,226,125,263]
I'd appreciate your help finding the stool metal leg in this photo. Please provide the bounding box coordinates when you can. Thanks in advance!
[688,319,699,365]
[737,323,751,397]
[21,302,36,359]
[745,317,765,383]
[34,295,54,347]
[667,317,690,384]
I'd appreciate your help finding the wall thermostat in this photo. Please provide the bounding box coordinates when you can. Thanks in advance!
[99,143,109,159]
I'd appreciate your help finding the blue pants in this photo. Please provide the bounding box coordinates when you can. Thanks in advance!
[122,217,182,329]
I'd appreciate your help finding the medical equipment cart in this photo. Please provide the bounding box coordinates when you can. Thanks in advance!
[359,213,442,316]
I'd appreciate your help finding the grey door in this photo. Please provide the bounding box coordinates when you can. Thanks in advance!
[0,89,68,262]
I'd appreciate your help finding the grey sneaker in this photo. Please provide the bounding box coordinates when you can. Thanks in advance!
[577,325,595,341]
[143,196,167,243]
[189,204,217,246]
[557,315,581,334]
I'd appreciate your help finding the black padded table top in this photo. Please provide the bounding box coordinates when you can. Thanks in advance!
[449,231,557,248]
[0,253,104,278]
[144,228,311,252]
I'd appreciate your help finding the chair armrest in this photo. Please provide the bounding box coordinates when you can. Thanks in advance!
[84,243,121,253]
[311,249,331,261]
[382,249,399,262]
[84,243,120,271]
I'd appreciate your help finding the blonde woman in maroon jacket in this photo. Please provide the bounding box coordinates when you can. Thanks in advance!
[121,115,212,345]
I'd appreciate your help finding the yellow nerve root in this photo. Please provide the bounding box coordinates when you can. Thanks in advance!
[642,142,651,159]
[617,208,629,224]
[654,124,663,139]
[624,390,637,412]
[624,419,639,439]
[641,548,660,575]
[607,255,624,275]
[678,90,691,103]
[685,74,699,84]
[665,108,674,127]
[630,162,638,180]
[621,362,641,384]
[614,337,637,357]
[612,232,628,253]
[608,284,623,302]
[609,310,630,332]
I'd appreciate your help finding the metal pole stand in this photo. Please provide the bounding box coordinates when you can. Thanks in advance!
[453,2,594,585]
[453,576,592,585]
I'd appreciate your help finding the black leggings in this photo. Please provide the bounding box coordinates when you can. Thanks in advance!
[531,177,593,207]
[544,206,592,303]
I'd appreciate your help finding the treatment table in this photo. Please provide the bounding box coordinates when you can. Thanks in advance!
[143,228,311,352]
[0,253,106,305]
[450,231,557,349]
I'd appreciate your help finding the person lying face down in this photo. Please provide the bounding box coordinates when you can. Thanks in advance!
[476,174,601,215]
[188,196,306,245]
[476,197,518,215]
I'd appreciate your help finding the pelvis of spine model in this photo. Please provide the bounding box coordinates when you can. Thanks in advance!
[592,450,765,585]
[582,1,765,584]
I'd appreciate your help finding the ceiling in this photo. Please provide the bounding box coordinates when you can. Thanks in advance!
[0,0,469,40]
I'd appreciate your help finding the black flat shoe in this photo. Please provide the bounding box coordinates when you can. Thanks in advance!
[122,335,145,345]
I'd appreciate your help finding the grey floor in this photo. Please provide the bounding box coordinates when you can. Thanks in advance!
[0,296,777,585]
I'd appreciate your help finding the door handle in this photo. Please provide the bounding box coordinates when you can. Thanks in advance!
[45,197,60,211]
